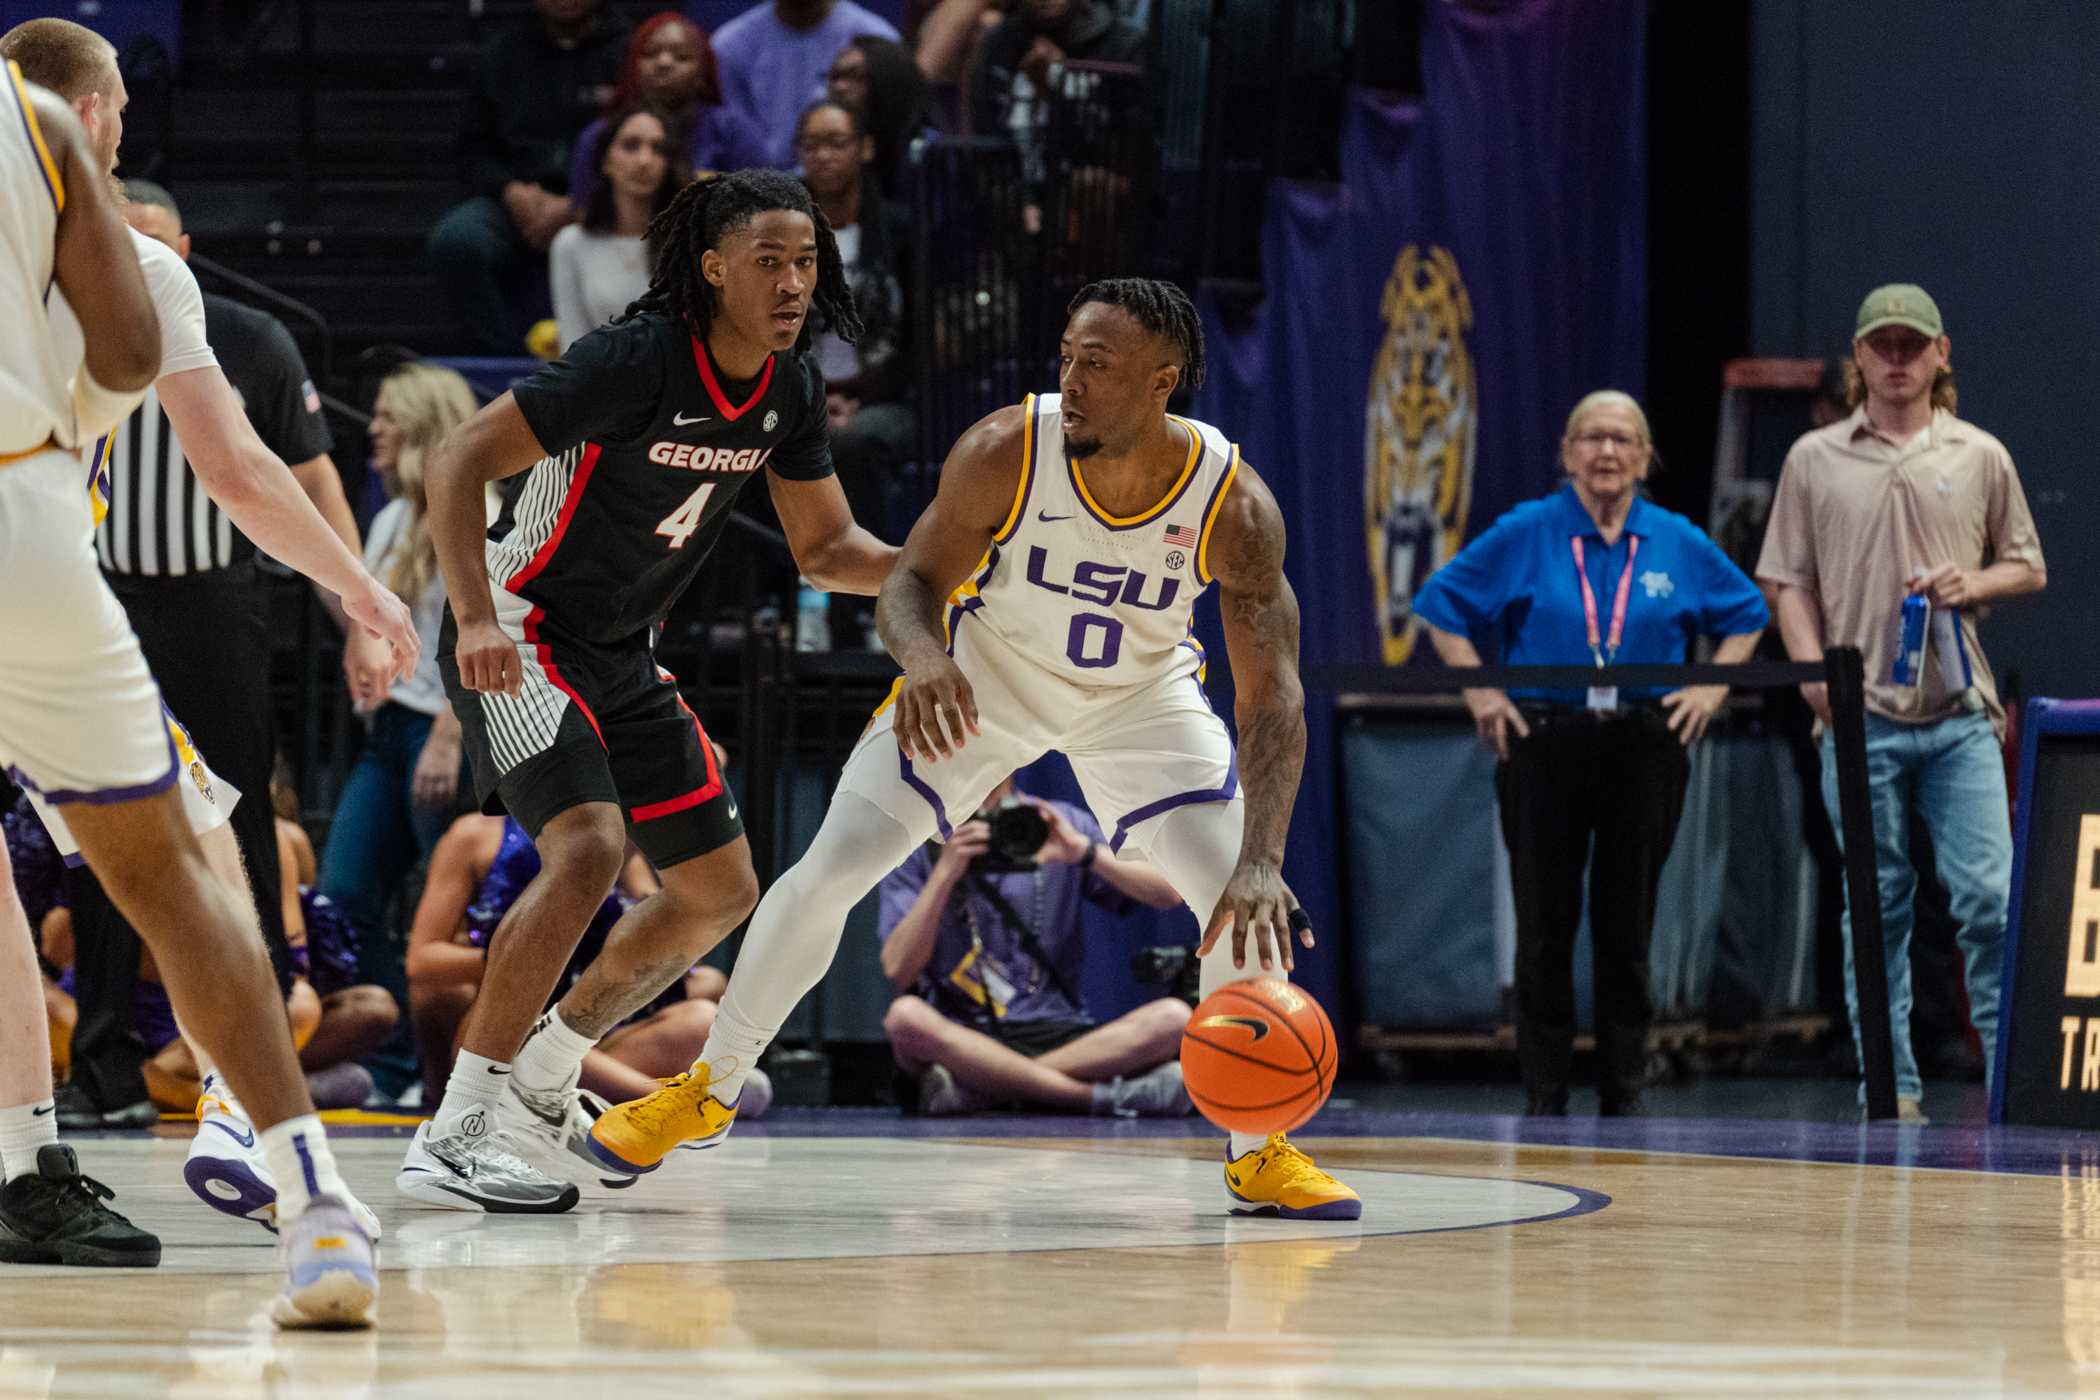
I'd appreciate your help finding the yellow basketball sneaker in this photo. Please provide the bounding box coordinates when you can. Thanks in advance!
[1224,1134,1362,1220]
[587,1064,739,1175]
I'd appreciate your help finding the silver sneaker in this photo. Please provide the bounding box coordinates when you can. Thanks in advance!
[394,1118,580,1214]
[498,1080,638,1189]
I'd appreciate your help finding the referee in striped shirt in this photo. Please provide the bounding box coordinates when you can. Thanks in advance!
[56,181,367,1128]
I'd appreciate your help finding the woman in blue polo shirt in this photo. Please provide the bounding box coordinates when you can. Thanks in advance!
[1414,390,1768,1117]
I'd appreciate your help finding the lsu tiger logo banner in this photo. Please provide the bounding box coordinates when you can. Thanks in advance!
[1364,246,1476,666]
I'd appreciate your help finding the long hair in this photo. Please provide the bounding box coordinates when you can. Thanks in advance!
[1067,278,1206,392]
[375,363,478,605]
[613,11,720,110]
[842,36,926,187]
[619,169,863,353]
[1842,361,1957,415]
[581,103,692,235]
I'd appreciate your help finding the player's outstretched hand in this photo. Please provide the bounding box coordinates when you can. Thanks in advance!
[454,617,520,696]
[1199,862,1312,973]
[344,577,421,686]
[894,654,980,762]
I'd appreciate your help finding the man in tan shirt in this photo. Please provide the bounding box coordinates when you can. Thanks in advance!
[1758,283,2046,1121]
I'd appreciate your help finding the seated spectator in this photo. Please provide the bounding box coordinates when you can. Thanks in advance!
[272,777,401,1110]
[552,104,692,349]
[797,99,915,643]
[407,814,770,1117]
[911,0,1009,129]
[711,0,900,167]
[569,12,767,212]
[877,773,1193,1117]
[427,0,628,353]
[825,36,931,193]
[315,363,480,1076]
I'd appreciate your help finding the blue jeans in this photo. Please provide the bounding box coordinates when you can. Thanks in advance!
[318,704,453,1092]
[1820,709,2011,1101]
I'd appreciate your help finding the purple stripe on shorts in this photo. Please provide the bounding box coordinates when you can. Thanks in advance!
[1108,750,1239,854]
[897,751,953,840]
[6,726,180,806]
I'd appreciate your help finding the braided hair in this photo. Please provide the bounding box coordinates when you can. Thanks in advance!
[1068,278,1206,392]
[619,168,862,353]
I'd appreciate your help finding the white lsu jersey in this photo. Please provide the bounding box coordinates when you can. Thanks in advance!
[0,60,76,457]
[953,392,1241,689]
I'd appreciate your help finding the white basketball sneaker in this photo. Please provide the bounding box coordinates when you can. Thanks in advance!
[270,1195,377,1330]
[185,1080,382,1239]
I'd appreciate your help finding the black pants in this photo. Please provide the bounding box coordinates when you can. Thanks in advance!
[65,564,286,1108]
[1495,707,1691,1108]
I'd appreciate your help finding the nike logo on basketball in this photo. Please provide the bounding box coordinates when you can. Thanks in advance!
[1198,1013,1270,1041]
[206,1119,257,1150]
[673,411,711,426]
[1037,511,1073,522]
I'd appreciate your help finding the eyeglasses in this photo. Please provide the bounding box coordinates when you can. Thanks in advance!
[796,133,860,155]
[1572,430,1640,451]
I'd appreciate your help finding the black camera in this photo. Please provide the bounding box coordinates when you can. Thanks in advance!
[1132,945,1201,1003]
[974,798,1050,873]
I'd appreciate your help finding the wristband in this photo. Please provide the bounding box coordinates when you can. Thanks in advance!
[72,365,146,441]
[1079,840,1098,869]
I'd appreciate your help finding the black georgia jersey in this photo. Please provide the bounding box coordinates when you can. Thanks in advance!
[495,311,831,643]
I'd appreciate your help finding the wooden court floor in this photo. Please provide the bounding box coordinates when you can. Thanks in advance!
[0,1124,2094,1396]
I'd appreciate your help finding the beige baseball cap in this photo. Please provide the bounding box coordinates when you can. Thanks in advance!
[1855,284,1944,339]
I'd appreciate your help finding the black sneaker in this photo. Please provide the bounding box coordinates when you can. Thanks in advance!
[0,1145,162,1267]
[51,1082,159,1131]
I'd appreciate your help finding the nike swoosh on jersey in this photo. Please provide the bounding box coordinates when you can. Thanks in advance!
[673,411,711,426]
[1037,510,1073,522]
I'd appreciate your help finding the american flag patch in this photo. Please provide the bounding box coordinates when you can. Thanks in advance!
[301,379,321,414]
[1163,522,1198,548]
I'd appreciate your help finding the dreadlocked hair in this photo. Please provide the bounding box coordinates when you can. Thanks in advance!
[1068,278,1206,392]
[618,169,863,353]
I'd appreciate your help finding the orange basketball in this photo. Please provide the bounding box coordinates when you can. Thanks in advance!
[1179,978,1338,1135]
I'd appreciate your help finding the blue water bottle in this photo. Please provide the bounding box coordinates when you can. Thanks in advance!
[795,578,830,652]
[1891,593,1929,686]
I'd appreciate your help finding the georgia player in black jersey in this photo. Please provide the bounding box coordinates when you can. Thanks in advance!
[396,170,896,1212]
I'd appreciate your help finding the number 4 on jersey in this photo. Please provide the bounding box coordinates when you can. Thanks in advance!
[654,482,717,550]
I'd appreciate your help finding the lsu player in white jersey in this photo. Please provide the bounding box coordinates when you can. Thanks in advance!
[595,278,1361,1219]
[0,17,411,1324]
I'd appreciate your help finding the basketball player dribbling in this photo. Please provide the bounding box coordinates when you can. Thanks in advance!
[0,55,381,1324]
[596,278,1362,1220]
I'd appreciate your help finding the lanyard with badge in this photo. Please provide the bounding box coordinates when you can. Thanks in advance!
[1571,535,1638,712]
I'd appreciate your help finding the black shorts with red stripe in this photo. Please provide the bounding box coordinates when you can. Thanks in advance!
[440,612,740,870]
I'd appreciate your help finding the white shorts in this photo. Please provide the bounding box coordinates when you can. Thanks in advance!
[0,447,239,858]
[838,615,1239,856]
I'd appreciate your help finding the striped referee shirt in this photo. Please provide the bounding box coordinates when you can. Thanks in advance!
[97,291,331,577]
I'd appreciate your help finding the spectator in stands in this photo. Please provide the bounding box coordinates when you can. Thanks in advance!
[568,12,767,212]
[826,36,931,192]
[271,775,400,1110]
[552,104,692,350]
[877,773,1193,1118]
[968,0,1145,141]
[407,814,768,1115]
[314,363,481,1071]
[1758,285,2047,1122]
[914,0,1009,129]
[797,99,914,644]
[711,0,900,167]
[1415,391,1769,1117]
[428,0,628,353]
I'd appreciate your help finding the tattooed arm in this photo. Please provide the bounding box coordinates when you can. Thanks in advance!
[1198,461,1314,973]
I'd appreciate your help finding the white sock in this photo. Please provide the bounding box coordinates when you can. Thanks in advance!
[439,1051,512,1129]
[512,1009,596,1097]
[1145,796,1282,1162]
[697,793,919,1105]
[0,1099,59,1181]
[258,1114,346,1221]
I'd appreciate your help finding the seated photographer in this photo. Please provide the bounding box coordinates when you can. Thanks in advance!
[877,774,1195,1118]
